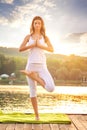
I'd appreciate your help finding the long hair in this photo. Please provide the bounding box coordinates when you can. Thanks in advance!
[30,16,46,41]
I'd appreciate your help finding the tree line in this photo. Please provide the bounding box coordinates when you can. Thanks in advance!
[0,52,87,85]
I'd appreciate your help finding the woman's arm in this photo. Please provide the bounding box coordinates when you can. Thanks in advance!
[19,35,36,52]
[36,36,54,52]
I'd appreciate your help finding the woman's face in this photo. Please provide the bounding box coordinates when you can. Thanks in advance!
[33,19,42,31]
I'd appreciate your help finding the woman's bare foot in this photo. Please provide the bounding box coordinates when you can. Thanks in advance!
[35,116,40,121]
[20,70,45,87]
[20,70,38,80]
[29,72,45,87]
[20,70,32,76]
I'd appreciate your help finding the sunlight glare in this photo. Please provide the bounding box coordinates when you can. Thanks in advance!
[49,33,74,55]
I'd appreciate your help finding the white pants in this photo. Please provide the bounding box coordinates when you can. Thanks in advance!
[26,63,55,97]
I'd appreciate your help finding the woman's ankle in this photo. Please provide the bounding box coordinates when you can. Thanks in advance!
[35,116,40,120]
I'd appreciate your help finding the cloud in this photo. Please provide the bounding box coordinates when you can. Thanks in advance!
[80,33,87,43]
[0,0,14,4]
[0,0,56,28]
[60,32,87,44]
[43,0,56,7]
[0,16,9,25]
[0,0,87,33]
[51,0,87,35]
[56,0,87,16]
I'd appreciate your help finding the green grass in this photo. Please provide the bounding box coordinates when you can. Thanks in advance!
[0,111,71,124]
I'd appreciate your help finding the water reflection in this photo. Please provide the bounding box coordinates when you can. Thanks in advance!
[0,86,87,114]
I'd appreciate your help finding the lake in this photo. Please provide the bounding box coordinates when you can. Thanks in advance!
[0,85,87,114]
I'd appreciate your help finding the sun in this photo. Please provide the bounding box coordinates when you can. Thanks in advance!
[49,33,71,55]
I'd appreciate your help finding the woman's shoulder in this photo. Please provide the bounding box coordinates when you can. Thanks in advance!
[24,34,31,41]
[44,35,49,42]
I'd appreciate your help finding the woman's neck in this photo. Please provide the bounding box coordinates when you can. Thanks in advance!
[34,30,41,35]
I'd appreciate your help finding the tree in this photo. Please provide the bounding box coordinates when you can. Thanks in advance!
[0,54,16,75]
[70,69,81,80]
[56,67,69,80]
[47,58,61,79]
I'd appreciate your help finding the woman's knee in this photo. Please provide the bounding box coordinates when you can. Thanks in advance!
[45,85,55,92]
[30,92,37,98]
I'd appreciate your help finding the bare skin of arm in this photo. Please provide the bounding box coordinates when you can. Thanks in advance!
[19,35,54,52]
[36,36,54,52]
[19,35,36,52]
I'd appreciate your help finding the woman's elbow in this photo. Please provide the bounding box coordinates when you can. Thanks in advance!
[19,48,22,52]
[52,48,54,52]
[49,48,54,52]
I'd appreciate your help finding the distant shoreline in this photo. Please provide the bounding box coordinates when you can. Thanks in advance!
[0,85,87,95]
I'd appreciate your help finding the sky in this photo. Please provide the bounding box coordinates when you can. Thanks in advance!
[0,0,87,56]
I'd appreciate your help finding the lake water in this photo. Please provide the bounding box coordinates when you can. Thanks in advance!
[0,85,87,114]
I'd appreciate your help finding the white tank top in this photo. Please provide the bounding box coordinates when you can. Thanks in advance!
[27,36,46,64]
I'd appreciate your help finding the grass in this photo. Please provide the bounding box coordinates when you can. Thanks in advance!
[0,111,71,124]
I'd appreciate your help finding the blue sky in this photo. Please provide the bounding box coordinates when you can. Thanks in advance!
[0,0,87,56]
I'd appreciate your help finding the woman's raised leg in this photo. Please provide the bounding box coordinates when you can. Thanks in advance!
[20,70,45,87]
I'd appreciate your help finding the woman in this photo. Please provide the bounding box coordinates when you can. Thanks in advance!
[19,16,55,120]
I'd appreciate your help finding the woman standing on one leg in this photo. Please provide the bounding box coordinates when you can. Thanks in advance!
[19,16,55,120]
